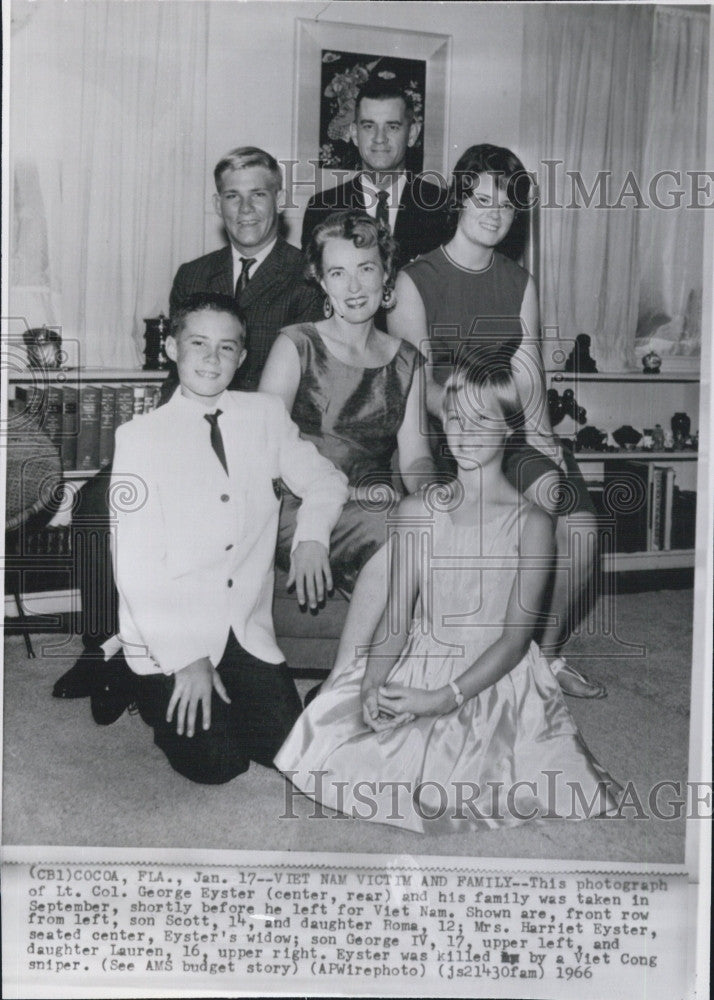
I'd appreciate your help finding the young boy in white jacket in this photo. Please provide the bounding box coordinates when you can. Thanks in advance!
[111,292,348,783]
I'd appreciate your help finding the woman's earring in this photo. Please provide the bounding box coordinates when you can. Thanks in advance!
[381,287,396,310]
[323,296,333,319]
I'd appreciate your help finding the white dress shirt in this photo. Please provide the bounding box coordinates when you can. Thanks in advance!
[358,173,408,234]
[231,238,277,290]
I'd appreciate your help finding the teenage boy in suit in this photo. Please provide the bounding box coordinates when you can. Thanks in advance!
[301,79,448,266]
[110,292,348,783]
[171,146,321,391]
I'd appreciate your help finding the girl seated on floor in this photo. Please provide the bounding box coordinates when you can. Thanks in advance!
[275,362,621,832]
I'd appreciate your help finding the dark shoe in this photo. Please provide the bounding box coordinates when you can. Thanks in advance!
[303,682,322,708]
[52,651,103,699]
[90,654,137,726]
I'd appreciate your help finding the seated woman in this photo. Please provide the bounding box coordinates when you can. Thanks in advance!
[387,144,605,699]
[259,210,436,673]
[275,364,620,831]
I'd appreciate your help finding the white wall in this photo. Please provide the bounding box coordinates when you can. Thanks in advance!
[202,1,526,249]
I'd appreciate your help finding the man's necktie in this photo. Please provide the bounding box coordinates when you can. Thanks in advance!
[204,410,229,476]
[235,257,256,301]
[376,189,390,231]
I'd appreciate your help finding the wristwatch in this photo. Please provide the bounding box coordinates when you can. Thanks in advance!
[449,679,464,708]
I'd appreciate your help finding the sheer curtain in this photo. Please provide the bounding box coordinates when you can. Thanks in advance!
[10,1,208,368]
[636,7,709,361]
[521,5,708,371]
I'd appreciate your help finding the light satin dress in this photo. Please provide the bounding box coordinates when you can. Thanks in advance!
[275,502,620,832]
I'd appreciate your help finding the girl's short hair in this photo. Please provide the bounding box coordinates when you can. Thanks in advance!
[305,210,398,294]
[447,144,533,220]
[445,359,524,431]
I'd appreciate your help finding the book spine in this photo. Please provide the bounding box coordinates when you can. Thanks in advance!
[132,385,146,416]
[44,385,64,448]
[650,467,664,551]
[14,384,45,422]
[143,384,161,413]
[663,468,675,550]
[60,386,78,470]
[76,384,102,471]
[114,385,135,430]
[99,386,117,467]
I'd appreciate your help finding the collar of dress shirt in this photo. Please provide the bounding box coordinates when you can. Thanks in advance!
[173,386,233,415]
[358,172,408,215]
[231,237,277,288]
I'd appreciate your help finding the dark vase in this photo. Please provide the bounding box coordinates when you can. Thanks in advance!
[143,314,170,370]
[671,412,691,449]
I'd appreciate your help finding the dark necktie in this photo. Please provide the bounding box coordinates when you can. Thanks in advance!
[235,257,256,301]
[204,410,229,476]
[376,189,390,231]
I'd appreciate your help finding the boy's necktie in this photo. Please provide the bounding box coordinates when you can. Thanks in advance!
[235,257,256,301]
[204,410,229,476]
[376,189,390,231]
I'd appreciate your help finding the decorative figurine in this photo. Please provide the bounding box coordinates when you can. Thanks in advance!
[143,314,170,370]
[671,412,691,450]
[564,333,598,374]
[22,326,62,370]
[642,350,662,374]
[561,387,587,424]
[663,430,674,450]
[613,425,643,450]
[652,424,665,450]
[641,429,654,450]
[576,425,607,451]
[547,388,564,427]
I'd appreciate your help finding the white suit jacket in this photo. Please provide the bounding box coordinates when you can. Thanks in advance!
[110,389,348,675]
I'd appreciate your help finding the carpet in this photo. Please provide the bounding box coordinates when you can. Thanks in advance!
[2,585,692,862]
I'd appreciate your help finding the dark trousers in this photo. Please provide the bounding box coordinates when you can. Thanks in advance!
[72,468,117,649]
[134,630,302,784]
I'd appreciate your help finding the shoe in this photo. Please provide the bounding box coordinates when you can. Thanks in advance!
[303,682,323,708]
[52,651,103,699]
[90,654,137,726]
[551,657,607,699]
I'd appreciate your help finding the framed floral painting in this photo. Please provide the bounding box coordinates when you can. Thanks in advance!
[318,50,426,171]
[293,20,451,179]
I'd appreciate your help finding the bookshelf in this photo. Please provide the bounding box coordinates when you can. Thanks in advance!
[6,368,169,619]
[550,372,699,382]
[548,372,700,572]
[9,368,169,477]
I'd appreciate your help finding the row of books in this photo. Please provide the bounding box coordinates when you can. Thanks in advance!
[5,525,73,558]
[13,383,163,471]
[600,459,695,552]
[5,526,74,598]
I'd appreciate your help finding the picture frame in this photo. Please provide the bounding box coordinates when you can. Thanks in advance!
[292,19,451,181]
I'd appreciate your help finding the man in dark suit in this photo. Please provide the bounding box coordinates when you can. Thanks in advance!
[53,148,322,710]
[301,80,448,265]
[171,147,321,390]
